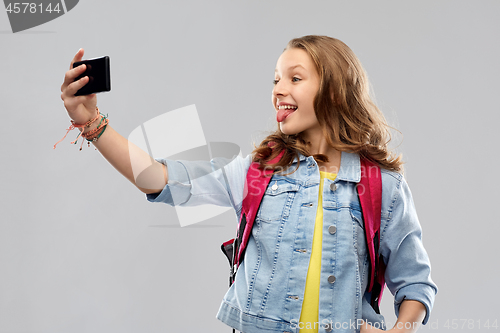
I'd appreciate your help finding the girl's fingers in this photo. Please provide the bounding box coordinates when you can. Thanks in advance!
[61,63,87,91]
[61,48,86,91]
[64,75,89,97]
[60,49,97,116]
[69,48,84,69]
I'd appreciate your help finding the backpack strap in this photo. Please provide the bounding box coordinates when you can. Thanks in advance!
[220,150,285,284]
[234,150,285,267]
[358,158,386,313]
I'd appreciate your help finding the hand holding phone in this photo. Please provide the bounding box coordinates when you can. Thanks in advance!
[72,56,111,96]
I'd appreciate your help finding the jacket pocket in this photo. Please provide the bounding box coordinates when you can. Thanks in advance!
[350,207,368,259]
[256,178,300,223]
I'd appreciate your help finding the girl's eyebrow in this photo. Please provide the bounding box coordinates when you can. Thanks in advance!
[274,64,306,73]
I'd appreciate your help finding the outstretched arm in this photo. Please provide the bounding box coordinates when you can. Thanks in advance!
[59,48,167,194]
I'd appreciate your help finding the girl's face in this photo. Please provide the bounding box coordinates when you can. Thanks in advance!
[272,48,321,137]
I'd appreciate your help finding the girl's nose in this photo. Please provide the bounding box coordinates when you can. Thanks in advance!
[273,80,288,98]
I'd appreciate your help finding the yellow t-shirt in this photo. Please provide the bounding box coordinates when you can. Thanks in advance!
[299,171,337,333]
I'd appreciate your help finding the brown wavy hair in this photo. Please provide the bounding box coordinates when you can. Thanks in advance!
[252,35,403,174]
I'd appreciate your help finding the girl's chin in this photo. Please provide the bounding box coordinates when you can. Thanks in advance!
[279,124,300,136]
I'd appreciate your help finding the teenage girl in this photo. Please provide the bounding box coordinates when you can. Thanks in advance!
[59,35,437,333]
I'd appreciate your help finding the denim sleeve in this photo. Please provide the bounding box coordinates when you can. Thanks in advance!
[146,154,252,212]
[379,174,438,325]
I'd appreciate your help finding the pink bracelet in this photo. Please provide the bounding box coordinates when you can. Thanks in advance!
[53,107,102,149]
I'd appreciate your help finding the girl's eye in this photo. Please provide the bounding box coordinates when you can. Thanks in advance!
[273,77,300,85]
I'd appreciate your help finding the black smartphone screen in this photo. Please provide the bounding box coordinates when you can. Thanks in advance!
[73,56,111,96]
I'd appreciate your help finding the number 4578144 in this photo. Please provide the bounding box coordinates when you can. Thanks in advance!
[5,2,61,14]
[443,319,498,329]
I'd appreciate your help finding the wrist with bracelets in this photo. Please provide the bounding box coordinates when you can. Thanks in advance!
[53,107,110,150]
[82,114,108,142]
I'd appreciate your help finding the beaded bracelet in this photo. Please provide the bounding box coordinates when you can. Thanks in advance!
[53,107,108,150]
[83,117,109,143]
[80,123,108,149]
[90,124,107,142]
[82,115,107,139]
[78,116,109,150]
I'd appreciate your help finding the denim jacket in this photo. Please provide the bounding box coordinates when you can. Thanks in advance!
[147,151,437,333]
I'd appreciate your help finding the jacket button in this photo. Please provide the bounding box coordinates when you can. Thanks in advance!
[324,322,333,332]
[327,275,336,284]
[328,225,336,234]
[329,183,337,191]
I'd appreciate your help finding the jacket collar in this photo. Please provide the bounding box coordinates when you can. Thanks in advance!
[292,151,361,183]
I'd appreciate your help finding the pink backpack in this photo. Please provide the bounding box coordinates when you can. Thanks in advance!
[221,151,386,313]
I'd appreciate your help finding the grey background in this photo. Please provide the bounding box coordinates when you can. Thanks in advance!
[1,1,499,332]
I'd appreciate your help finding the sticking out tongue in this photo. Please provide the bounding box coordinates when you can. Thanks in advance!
[277,108,295,122]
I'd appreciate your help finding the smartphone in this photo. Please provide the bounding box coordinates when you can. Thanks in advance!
[73,56,111,96]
